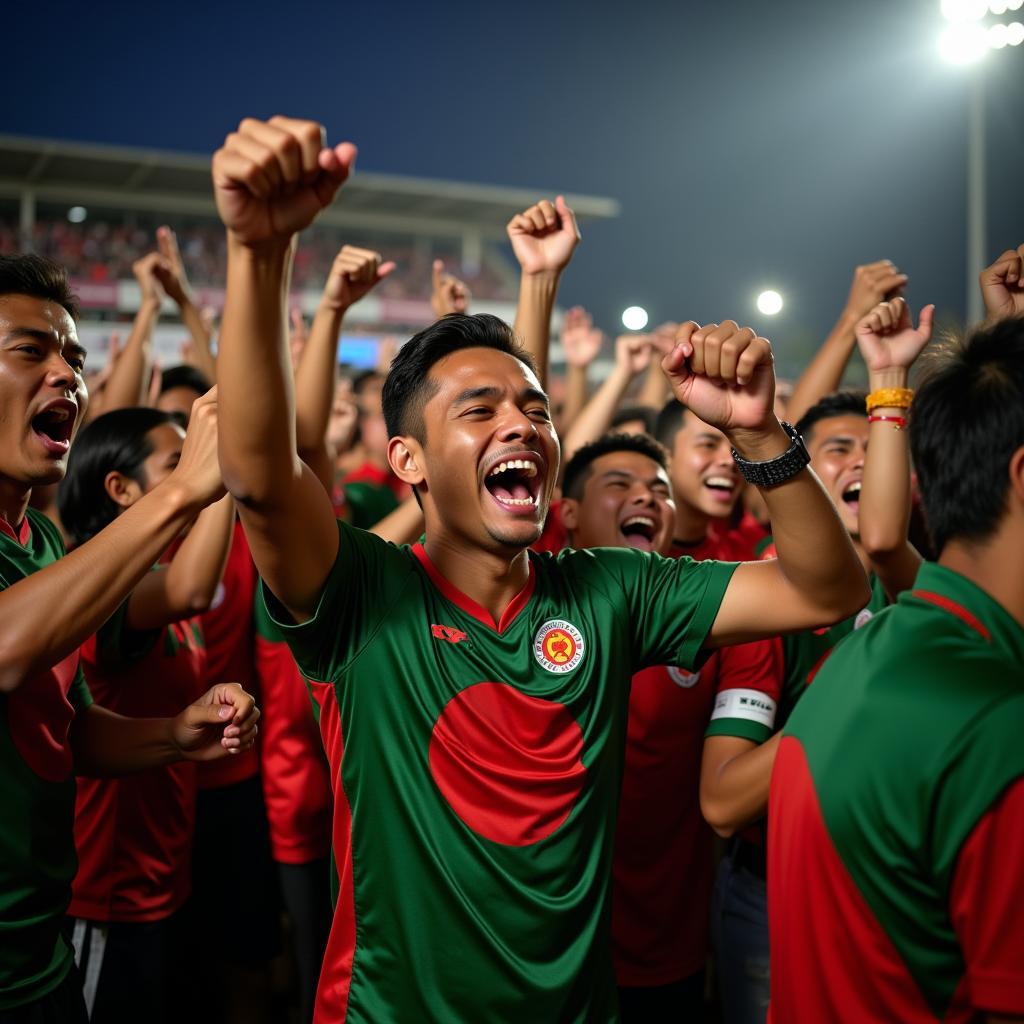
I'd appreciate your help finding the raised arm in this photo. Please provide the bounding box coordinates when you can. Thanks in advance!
[980,244,1024,324]
[213,116,355,622]
[0,391,224,694]
[562,333,653,463]
[430,259,470,317]
[636,322,677,411]
[558,306,603,429]
[855,298,933,598]
[154,225,218,384]
[787,260,908,424]
[659,321,870,646]
[97,253,165,414]
[295,244,394,487]
[508,196,580,388]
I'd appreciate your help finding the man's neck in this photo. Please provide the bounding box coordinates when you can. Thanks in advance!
[673,502,711,546]
[423,531,532,625]
[940,528,1024,630]
[0,477,32,533]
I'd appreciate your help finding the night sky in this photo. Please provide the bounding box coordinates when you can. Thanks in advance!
[6,0,1024,372]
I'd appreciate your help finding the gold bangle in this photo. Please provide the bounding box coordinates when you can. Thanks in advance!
[866,387,913,412]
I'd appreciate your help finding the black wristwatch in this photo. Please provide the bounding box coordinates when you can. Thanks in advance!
[730,421,810,488]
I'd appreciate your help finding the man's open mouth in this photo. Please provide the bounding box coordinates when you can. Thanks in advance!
[483,457,541,512]
[841,480,862,510]
[703,475,738,501]
[31,402,76,455]
[620,514,658,551]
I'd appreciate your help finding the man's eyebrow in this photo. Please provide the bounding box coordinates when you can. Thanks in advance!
[600,469,637,481]
[451,385,503,407]
[1,326,57,346]
[695,431,725,442]
[820,434,858,446]
[522,387,550,408]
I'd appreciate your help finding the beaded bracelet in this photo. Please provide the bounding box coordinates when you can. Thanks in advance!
[866,387,913,412]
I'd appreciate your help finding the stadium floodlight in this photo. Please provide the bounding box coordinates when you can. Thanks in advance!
[621,306,649,331]
[942,0,990,19]
[989,21,1010,44]
[67,206,87,224]
[1008,19,1024,41]
[939,21,991,61]
[756,290,784,316]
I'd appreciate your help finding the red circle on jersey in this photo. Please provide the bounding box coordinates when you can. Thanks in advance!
[429,682,586,847]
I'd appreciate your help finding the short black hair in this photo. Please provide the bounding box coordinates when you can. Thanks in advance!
[611,405,658,435]
[654,398,689,450]
[795,390,868,443]
[382,313,537,442]
[562,432,669,501]
[159,364,211,398]
[911,317,1024,553]
[0,253,79,321]
[57,407,181,546]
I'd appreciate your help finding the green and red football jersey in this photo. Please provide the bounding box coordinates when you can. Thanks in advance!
[263,520,736,1022]
[0,510,92,1010]
[253,597,332,865]
[70,591,206,924]
[768,563,1024,1022]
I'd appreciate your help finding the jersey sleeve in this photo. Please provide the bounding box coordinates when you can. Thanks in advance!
[68,662,93,712]
[705,637,783,744]
[948,774,1024,1015]
[590,548,738,671]
[95,589,161,666]
[258,519,415,684]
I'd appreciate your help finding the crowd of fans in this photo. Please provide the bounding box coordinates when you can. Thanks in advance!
[0,215,515,301]
[0,113,1022,1024]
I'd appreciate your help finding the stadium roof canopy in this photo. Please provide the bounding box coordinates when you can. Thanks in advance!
[0,134,620,240]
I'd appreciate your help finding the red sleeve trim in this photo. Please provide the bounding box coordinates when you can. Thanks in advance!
[949,775,1024,1014]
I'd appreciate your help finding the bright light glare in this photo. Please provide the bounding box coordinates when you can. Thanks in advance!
[621,306,649,331]
[1008,20,1024,42]
[1009,0,1024,11]
[67,206,87,224]
[989,21,1010,44]
[938,22,990,62]
[942,0,989,20]
[990,0,1009,12]
[756,290,784,316]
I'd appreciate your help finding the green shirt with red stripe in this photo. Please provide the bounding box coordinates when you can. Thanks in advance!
[0,509,93,1010]
[705,542,889,745]
[768,562,1024,1022]
[263,520,736,1023]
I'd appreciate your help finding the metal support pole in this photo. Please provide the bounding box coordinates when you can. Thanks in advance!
[19,189,36,252]
[966,71,986,327]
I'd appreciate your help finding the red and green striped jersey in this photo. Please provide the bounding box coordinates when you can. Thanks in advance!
[263,520,735,1022]
[768,562,1024,1022]
[70,591,206,923]
[253,597,332,865]
[0,510,92,1010]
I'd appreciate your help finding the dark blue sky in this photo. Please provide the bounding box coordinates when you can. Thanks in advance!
[6,0,1024,371]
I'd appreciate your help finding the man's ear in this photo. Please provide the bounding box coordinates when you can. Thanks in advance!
[388,435,425,488]
[104,470,143,510]
[559,496,580,531]
[1009,445,1024,505]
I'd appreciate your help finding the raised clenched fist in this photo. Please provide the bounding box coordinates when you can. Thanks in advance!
[212,116,357,247]
[506,196,580,277]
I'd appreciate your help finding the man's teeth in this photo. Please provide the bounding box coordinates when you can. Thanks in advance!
[705,476,735,490]
[844,482,862,499]
[497,496,536,506]
[622,516,655,529]
[487,459,538,478]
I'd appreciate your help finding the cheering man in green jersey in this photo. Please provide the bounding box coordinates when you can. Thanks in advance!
[213,115,868,1023]
[0,255,260,1020]
[768,258,1024,1023]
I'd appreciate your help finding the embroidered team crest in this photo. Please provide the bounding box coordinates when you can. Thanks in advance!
[533,619,585,673]
[667,666,701,689]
